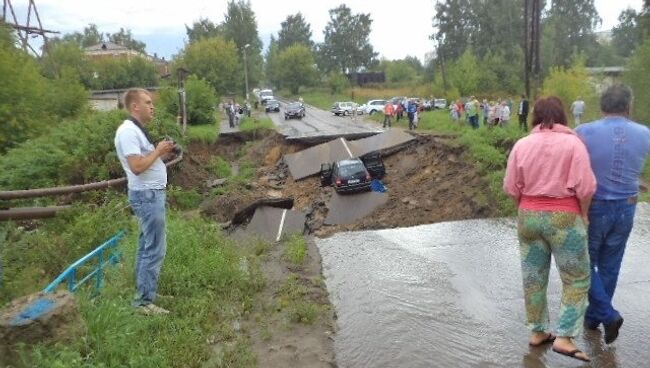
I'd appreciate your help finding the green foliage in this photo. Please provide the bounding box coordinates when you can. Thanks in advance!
[185,18,224,44]
[542,60,596,117]
[278,275,319,325]
[177,37,239,97]
[2,207,262,367]
[624,37,650,124]
[239,117,274,132]
[0,110,180,190]
[318,4,377,73]
[209,156,233,178]
[277,13,314,51]
[222,0,264,91]
[385,60,417,83]
[448,49,480,96]
[107,28,147,53]
[275,44,318,94]
[187,123,219,143]
[283,234,307,265]
[86,57,159,90]
[184,75,218,125]
[51,23,103,48]
[167,186,203,210]
[326,71,351,94]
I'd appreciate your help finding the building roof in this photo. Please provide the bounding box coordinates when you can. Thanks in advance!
[84,42,130,52]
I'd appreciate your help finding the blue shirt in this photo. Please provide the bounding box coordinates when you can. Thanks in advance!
[576,116,650,200]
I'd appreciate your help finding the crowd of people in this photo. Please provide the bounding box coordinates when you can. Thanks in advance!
[503,84,650,363]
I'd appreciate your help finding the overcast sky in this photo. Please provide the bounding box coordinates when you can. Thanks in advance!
[10,0,645,61]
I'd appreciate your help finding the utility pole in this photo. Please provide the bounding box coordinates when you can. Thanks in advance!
[2,0,59,57]
[177,67,190,135]
[243,44,250,102]
[523,0,542,99]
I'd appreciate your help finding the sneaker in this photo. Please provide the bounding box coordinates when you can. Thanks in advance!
[137,303,170,316]
[604,316,623,344]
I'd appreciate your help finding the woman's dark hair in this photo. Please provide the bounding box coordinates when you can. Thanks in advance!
[532,96,568,129]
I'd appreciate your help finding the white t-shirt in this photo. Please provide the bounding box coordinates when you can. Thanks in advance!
[114,119,167,190]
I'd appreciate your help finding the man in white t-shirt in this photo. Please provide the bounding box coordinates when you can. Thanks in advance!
[571,97,586,126]
[114,88,176,315]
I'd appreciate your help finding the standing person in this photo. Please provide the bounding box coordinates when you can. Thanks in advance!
[576,84,650,344]
[481,99,490,126]
[407,99,418,130]
[518,94,530,131]
[504,97,596,363]
[499,100,511,127]
[227,99,236,128]
[571,97,586,126]
[383,100,394,128]
[114,88,177,315]
[467,96,480,129]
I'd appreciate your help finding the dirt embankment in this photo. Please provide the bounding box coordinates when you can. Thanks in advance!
[171,131,498,235]
[169,130,499,367]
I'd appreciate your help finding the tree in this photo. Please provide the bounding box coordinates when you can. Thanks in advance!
[265,36,282,88]
[107,28,147,53]
[85,57,158,90]
[541,59,595,114]
[275,44,317,94]
[447,49,480,96]
[177,36,240,96]
[542,0,601,68]
[51,23,104,48]
[185,18,223,44]
[159,76,217,125]
[222,0,263,93]
[318,5,377,74]
[384,60,417,83]
[624,37,650,124]
[277,13,314,51]
[433,0,475,61]
[40,40,89,80]
[611,8,643,58]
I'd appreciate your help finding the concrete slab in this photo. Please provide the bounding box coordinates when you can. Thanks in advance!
[324,192,389,225]
[283,137,356,180]
[348,129,416,157]
[283,131,415,181]
[246,206,305,242]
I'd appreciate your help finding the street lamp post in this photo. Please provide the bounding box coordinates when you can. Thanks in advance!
[243,43,250,103]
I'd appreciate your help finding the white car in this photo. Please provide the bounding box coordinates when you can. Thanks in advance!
[363,99,387,115]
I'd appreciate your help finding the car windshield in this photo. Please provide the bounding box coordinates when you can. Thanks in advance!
[287,103,301,109]
[260,91,272,97]
[268,100,278,105]
[338,162,366,177]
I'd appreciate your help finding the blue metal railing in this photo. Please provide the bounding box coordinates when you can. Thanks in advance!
[43,230,126,294]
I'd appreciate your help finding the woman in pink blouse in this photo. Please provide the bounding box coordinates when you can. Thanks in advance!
[503,97,596,362]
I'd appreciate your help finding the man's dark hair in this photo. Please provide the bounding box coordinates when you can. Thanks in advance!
[600,84,633,114]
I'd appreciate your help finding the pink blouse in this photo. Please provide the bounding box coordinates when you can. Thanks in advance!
[503,124,596,213]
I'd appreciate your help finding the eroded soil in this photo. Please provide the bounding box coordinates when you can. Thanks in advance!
[168,129,499,367]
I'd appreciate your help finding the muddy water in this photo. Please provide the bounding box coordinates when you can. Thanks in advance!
[317,203,650,368]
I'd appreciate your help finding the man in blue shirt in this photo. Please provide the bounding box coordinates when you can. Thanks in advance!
[576,84,650,344]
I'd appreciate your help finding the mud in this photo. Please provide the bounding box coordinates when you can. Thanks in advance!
[171,132,498,234]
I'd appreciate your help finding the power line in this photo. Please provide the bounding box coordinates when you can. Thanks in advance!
[2,0,59,56]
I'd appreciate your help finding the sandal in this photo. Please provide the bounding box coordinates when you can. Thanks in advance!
[552,347,591,362]
[528,333,556,347]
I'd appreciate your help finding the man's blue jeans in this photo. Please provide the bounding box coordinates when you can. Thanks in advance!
[585,198,636,326]
[128,189,167,306]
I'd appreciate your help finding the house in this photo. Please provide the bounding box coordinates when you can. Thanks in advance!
[84,42,170,76]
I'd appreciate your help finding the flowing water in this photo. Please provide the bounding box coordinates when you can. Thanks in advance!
[317,203,650,368]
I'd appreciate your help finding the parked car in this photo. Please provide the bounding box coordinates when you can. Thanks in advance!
[265,99,280,112]
[284,102,305,119]
[363,99,387,115]
[331,101,356,116]
[320,158,372,194]
[433,98,448,109]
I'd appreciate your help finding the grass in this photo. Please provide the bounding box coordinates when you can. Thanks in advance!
[283,233,307,265]
[0,198,266,368]
[209,156,232,178]
[186,123,219,144]
[277,274,319,325]
[239,117,274,132]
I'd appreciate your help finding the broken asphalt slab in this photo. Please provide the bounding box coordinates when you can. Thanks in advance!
[324,192,389,225]
[283,130,415,180]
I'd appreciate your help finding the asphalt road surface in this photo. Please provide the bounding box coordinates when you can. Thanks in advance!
[317,203,650,368]
[267,100,383,143]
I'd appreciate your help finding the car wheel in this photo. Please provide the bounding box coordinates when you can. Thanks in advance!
[369,110,375,115]
[343,110,349,116]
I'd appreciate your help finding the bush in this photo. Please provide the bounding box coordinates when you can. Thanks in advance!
[542,60,596,116]
[624,37,650,124]
[208,156,232,178]
[158,76,218,125]
[0,110,181,190]
[327,71,350,94]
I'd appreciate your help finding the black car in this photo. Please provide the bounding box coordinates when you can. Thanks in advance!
[360,151,385,179]
[320,158,372,194]
[284,102,305,119]
[265,99,280,112]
